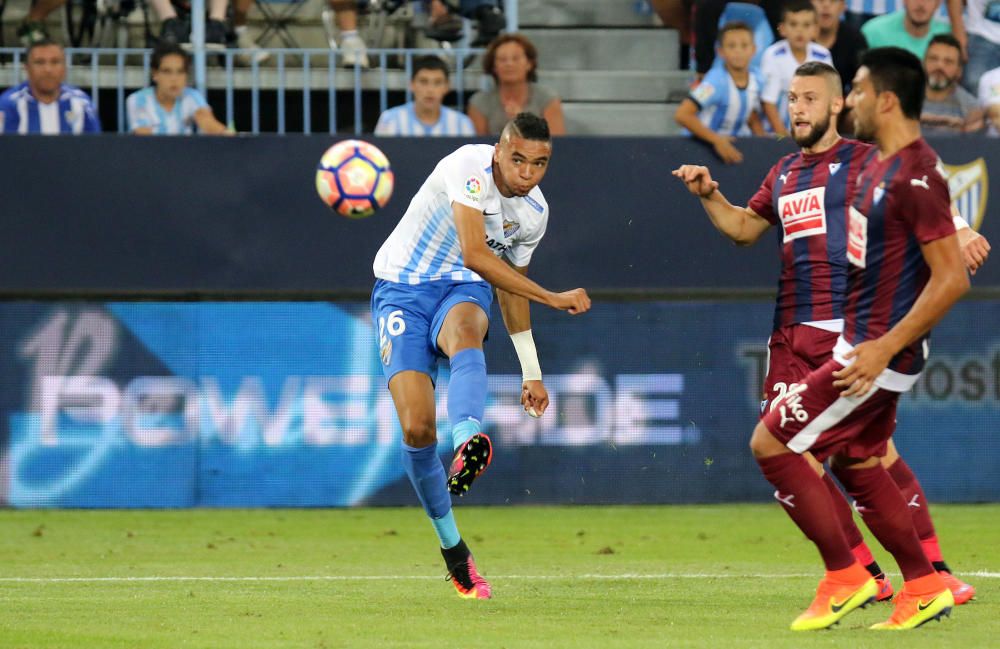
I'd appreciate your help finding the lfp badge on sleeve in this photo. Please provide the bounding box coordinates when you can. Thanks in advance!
[942,158,989,231]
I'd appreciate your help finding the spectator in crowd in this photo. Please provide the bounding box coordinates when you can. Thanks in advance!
[760,0,831,136]
[979,65,1000,136]
[921,34,984,134]
[693,0,786,79]
[861,0,951,59]
[150,0,230,49]
[812,0,867,93]
[947,0,1000,94]
[16,0,64,46]
[0,40,100,134]
[843,0,953,34]
[329,0,371,68]
[374,56,475,135]
[675,21,767,164]
[467,33,565,136]
[231,0,271,65]
[424,0,506,47]
[126,44,231,135]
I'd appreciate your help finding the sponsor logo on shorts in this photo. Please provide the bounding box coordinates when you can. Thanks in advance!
[777,383,809,428]
[379,338,392,365]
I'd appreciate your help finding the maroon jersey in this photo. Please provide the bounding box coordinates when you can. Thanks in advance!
[842,138,956,376]
[749,139,873,330]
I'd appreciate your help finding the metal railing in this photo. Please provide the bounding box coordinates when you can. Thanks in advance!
[0,46,487,134]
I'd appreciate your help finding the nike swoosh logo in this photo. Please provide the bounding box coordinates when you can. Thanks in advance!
[483,211,500,216]
[830,598,849,613]
[917,596,941,611]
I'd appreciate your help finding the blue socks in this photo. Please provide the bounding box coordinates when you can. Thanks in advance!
[401,442,461,549]
[448,348,487,450]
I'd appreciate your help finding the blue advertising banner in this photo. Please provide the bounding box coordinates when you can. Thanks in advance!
[2,300,997,508]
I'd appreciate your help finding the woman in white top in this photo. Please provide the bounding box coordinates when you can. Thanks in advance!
[126,44,231,135]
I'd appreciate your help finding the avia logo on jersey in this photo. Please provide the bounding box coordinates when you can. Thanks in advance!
[464,176,483,201]
[778,187,827,243]
[847,206,868,268]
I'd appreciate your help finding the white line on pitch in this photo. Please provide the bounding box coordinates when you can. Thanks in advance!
[0,571,996,583]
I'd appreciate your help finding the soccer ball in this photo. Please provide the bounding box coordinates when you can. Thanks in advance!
[315,139,394,218]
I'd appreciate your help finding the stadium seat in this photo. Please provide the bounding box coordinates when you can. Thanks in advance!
[712,2,774,72]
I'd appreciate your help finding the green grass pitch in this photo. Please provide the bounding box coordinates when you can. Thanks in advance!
[0,504,996,648]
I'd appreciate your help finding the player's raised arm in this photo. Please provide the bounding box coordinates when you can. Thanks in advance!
[495,262,549,417]
[452,201,590,314]
[672,165,771,245]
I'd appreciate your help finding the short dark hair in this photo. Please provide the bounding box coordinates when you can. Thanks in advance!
[781,0,817,20]
[860,47,926,120]
[151,43,190,72]
[25,38,63,59]
[926,33,962,57]
[411,55,449,81]
[794,61,843,95]
[718,21,753,45]
[482,33,539,83]
[502,112,550,142]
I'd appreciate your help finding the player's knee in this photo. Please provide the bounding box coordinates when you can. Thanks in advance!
[400,418,437,448]
[442,322,485,355]
[749,422,783,458]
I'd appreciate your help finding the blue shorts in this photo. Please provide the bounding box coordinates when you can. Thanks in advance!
[371,278,493,384]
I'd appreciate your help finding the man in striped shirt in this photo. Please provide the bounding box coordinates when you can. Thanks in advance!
[374,56,475,137]
[0,40,100,135]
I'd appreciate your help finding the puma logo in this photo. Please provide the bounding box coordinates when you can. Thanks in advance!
[773,490,795,508]
[779,173,789,183]
[910,175,930,190]
[907,494,921,509]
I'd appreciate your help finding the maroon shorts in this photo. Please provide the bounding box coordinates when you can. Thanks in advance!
[761,325,839,417]
[760,358,899,462]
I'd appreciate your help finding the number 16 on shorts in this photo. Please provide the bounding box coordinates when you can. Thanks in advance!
[378,309,406,366]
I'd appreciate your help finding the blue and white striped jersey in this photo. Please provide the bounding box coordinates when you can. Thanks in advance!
[373,144,549,285]
[760,40,832,131]
[0,82,100,135]
[687,66,762,136]
[126,87,209,135]
[374,102,475,136]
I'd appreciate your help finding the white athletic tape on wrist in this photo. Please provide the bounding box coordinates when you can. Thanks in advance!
[510,329,542,382]
[953,215,969,231]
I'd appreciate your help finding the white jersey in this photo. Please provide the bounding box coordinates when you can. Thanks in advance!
[373,103,475,136]
[373,144,549,285]
[979,66,1000,136]
[966,0,1000,46]
[760,40,832,131]
[845,0,949,20]
[126,87,208,135]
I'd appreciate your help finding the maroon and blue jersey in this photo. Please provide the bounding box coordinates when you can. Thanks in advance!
[842,138,956,376]
[749,139,874,331]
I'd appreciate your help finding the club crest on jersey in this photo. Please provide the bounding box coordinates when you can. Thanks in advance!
[847,206,868,268]
[873,182,886,205]
[829,161,842,175]
[942,158,989,231]
[778,187,827,243]
[502,218,520,238]
[463,176,483,202]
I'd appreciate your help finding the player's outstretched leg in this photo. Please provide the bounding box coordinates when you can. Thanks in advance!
[391,370,492,600]
[884,447,975,605]
[830,461,953,629]
[821,472,894,601]
[751,426,876,630]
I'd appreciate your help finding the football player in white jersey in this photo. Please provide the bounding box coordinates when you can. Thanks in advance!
[371,112,590,599]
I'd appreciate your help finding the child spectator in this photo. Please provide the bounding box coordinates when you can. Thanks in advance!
[374,56,475,136]
[675,21,767,164]
[760,0,831,137]
[126,44,231,135]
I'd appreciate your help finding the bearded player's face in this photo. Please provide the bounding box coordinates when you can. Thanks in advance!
[787,74,837,149]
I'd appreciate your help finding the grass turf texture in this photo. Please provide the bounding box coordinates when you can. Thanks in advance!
[0,505,996,648]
